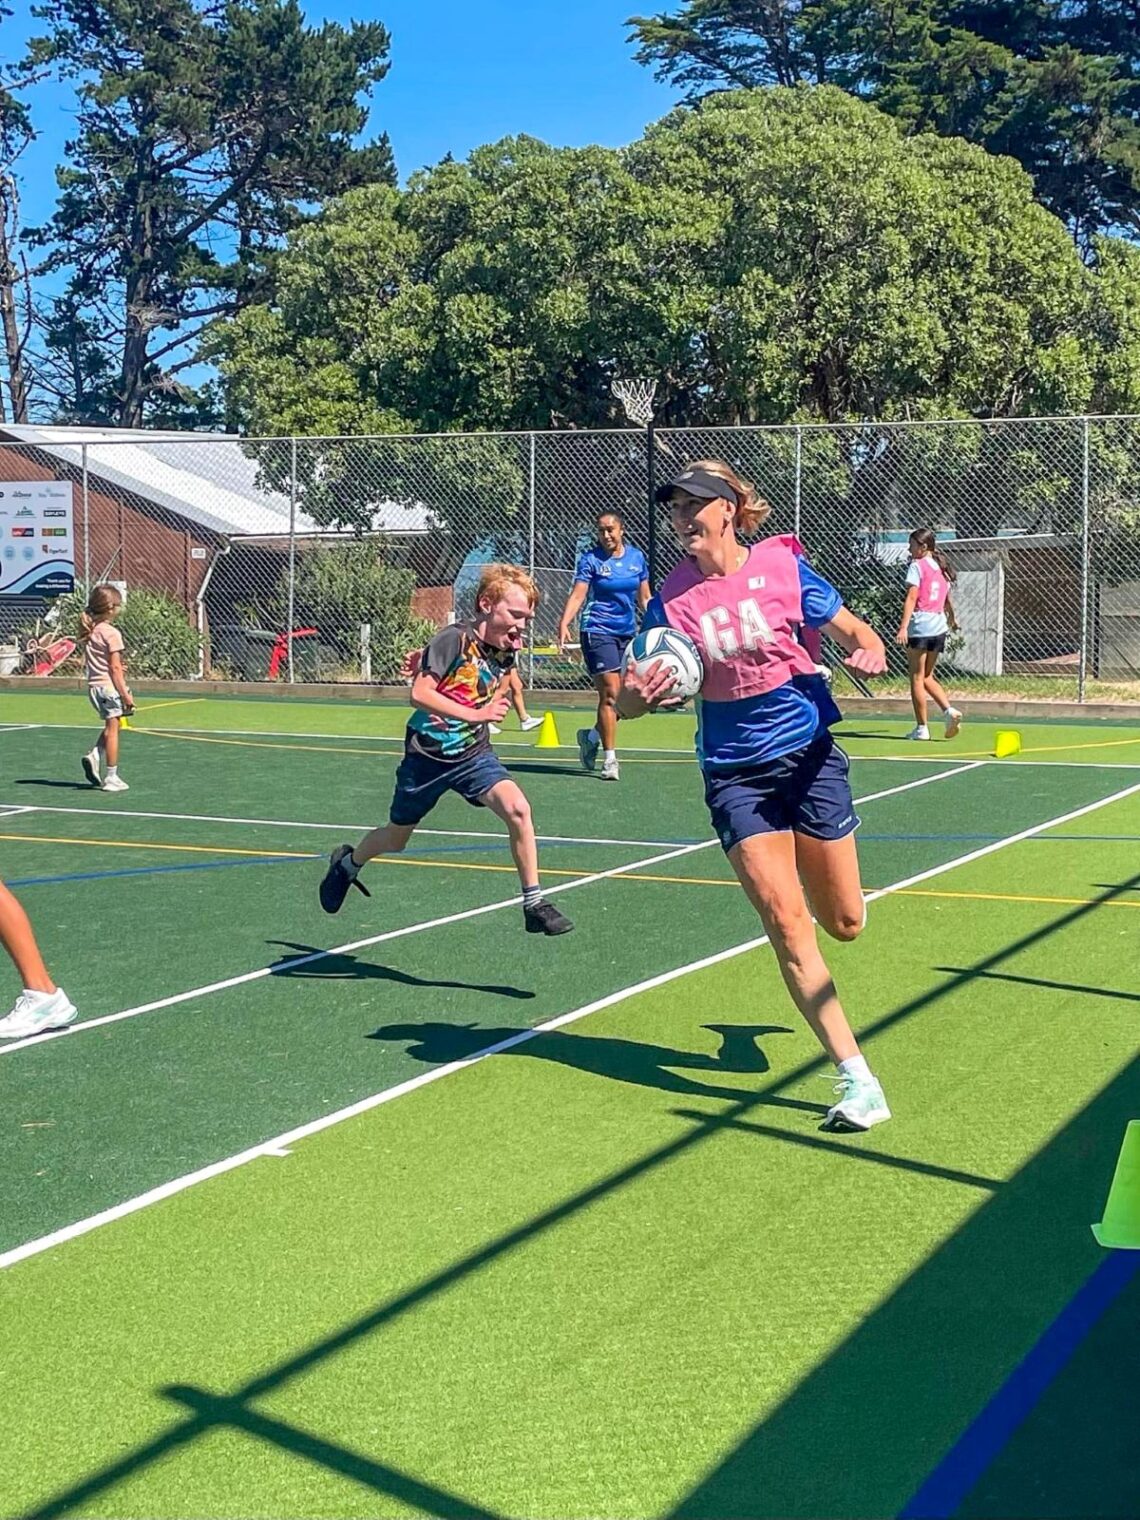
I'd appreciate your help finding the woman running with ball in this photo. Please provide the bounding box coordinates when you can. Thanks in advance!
[619,461,891,1130]
[557,510,650,782]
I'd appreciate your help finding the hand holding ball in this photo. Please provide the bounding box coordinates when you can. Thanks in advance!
[623,627,704,706]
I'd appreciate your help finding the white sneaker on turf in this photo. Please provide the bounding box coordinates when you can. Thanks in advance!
[102,775,129,792]
[577,727,599,772]
[944,707,963,739]
[601,755,620,781]
[827,1074,891,1131]
[520,716,543,732]
[906,725,930,741]
[82,750,101,787]
[0,987,78,1039]
[488,723,502,735]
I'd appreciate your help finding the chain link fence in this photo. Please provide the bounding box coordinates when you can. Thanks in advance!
[2,416,1139,700]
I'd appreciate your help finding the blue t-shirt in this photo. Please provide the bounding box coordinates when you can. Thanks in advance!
[644,555,843,772]
[575,543,649,638]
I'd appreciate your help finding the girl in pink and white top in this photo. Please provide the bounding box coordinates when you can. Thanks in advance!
[895,528,963,741]
[618,459,891,1131]
[80,584,134,792]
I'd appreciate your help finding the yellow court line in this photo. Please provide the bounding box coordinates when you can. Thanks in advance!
[0,832,314,859]
[888,886,1140,910]
[133,698,206,716]
[3,829,1134,908]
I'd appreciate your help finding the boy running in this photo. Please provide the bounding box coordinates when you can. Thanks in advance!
[319,564,573,936]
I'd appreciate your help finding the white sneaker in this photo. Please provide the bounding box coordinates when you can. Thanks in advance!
[944,708,963,739]
[906,725,930,741]
[102,775,129,792]
[601,755,620,781]
[520,716,543,732]
[827,1074,891,1131]
[488,724,502,735]
[0,987,78,1039]
[82,750,101,787]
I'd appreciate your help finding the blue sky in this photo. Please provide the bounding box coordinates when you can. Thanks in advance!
[7,0,681,226]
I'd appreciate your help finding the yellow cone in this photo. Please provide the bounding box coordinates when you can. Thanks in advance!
[534,711,561,748]
[993,729,1021,759]
[1093,1121,1140,1249]
[119,715,131,730]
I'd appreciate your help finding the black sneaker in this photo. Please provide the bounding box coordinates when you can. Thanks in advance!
[524,899,574,935]
[319,844,371,914]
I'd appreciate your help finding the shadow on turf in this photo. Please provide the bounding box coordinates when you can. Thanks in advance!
[18,875,1140,1520]
[937,967,1140,1004]
[13,777,104,791]
[368,1019,809,1105]
[267,941,536,1001]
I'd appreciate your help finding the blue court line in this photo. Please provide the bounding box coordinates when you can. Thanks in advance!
[3,855,319,888]
[899,1249,1140,1518]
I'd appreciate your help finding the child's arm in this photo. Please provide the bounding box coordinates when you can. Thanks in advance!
[410,670,510,726]
[637,579,651,616]
[107,649,134,711]
[896,587,918,646]
[945,592,958,632]
[823,607,888,675]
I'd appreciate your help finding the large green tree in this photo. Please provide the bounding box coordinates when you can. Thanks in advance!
[218,88,1114,440]
[627,0,1140,242]
[23,0,394,426]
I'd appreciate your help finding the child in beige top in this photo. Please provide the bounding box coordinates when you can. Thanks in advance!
[81,585,133,793]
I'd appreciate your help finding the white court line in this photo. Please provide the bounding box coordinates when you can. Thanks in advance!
[0,805,35,818]
[0,801,684,849]
[0,764,975,1063]
[4,765,1134,1271]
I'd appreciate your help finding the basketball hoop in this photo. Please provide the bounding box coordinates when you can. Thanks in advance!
[611,375,657,427]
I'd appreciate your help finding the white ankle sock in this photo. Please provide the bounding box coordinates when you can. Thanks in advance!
[603,749,616,763]
[837,1054,871,1081]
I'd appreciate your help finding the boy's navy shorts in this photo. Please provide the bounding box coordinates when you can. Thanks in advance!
[389,745,511,828]
[703,733,859,853]
[579,630,632,676]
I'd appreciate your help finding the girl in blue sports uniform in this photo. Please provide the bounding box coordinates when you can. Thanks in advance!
[557,510,650,782]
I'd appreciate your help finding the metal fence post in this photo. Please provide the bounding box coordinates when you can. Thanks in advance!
[81,442,90,593]
[646,419,658,589]
[526,431,536,689]
[287,436,298,684]
[793,426,802,539]
[1078,416,1091,702]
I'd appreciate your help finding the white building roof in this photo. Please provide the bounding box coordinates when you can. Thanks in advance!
[0,425,433,538]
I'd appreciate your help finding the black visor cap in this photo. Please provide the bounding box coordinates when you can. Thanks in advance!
[655,468,738,507]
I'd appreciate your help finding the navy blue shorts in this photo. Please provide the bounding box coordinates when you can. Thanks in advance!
[389,745,511,828]
[908,634,946,653]
[580,629,632,677]
[703,734,859,853]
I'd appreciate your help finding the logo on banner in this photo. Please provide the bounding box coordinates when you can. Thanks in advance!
[41,527,67,538]
[43,508,68,519]
[12,526,34,538]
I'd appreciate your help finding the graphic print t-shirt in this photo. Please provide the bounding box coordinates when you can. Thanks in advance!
[406,622,515,762]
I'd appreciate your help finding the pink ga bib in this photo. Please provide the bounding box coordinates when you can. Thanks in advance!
[658,535,819,702]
